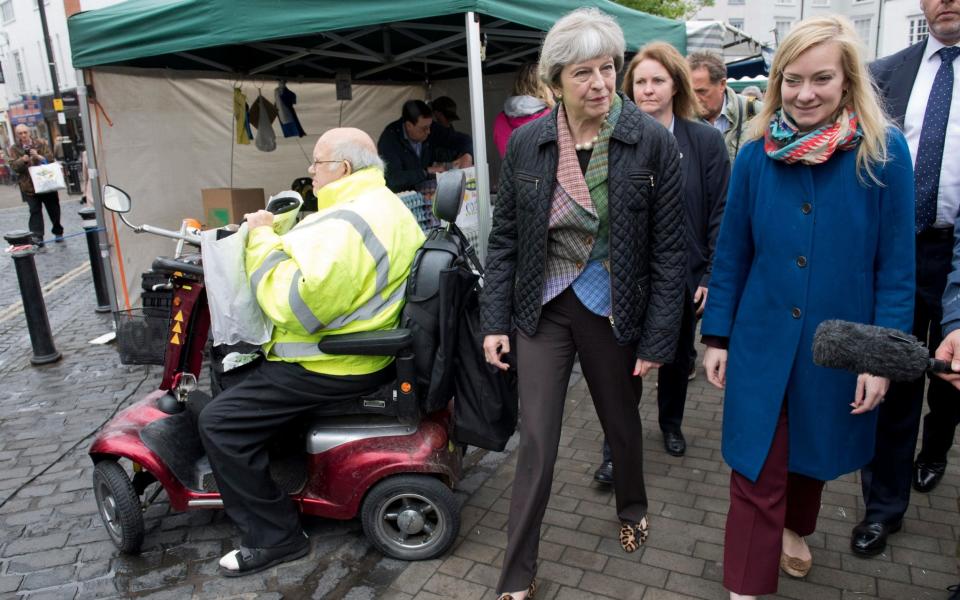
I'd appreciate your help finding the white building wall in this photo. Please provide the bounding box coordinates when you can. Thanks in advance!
[0,0,122,145]
[692,0,883,59]
[878,0,928,57]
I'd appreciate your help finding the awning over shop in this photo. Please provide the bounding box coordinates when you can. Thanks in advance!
[68,0,686,82]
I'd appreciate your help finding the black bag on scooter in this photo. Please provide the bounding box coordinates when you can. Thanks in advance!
[402,228,477,414]
[451,291,518,452]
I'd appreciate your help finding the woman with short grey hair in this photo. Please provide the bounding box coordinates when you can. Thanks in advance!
[480,7,685,600]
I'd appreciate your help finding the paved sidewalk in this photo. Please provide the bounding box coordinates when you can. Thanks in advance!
[0,258,957,598]
[383,370,960,600]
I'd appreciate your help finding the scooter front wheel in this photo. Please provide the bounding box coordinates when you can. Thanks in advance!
[93,460,145,554]
[361,475,459,561]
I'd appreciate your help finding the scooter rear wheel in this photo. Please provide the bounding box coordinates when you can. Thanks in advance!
[361,475,459,561]
[93,460,145,554]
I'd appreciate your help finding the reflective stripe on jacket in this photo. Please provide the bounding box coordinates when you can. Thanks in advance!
[245,168,426,376]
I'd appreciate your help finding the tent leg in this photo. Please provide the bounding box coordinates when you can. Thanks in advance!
[465,11,491,266]
[76,69,119,315]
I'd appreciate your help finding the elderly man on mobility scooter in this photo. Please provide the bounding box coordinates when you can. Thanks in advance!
[199,127,426,576]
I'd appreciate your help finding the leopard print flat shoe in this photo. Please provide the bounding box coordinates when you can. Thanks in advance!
[619,517,650,553]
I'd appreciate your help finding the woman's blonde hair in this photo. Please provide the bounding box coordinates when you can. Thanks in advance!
[622,42,699,120]
[749,15,890,183]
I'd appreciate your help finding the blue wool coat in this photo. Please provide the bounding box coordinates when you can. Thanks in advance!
[701,130,915,482]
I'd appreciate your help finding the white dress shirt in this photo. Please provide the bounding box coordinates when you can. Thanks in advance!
[904,36,960,227]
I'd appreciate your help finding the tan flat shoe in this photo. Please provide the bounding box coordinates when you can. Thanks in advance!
[780,552,812,578]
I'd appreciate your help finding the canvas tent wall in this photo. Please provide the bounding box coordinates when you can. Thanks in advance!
[68,0,685,308]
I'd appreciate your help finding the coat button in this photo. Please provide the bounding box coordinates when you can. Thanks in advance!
[576,261,584,269]
[791,307,802,319]
[796,256,808,268]
[584,236,594,245]
[801,203,812,215]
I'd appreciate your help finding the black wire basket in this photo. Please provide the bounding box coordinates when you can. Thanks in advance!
[115,308,169,365]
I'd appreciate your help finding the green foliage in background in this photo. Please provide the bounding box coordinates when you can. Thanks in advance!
[612,0,714,20]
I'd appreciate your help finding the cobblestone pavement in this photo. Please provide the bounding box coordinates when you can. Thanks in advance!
[0,230,958,598]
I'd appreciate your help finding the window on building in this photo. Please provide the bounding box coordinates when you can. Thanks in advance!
[810,0,830,6]
[909,16,929,46]
[775,0,796,5]
[853,17,872,46]
[729,18,745,30]
[0,0,14,23]
[774,19,793,44]
[852,0,872,4]
[728,0,745,5]
[13,50,25,93]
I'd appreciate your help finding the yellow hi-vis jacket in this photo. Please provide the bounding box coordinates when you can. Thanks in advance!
[245,167,426,376]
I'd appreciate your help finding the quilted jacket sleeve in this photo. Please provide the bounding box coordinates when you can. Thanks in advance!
[636,132,686,362]
[479,134,520,335]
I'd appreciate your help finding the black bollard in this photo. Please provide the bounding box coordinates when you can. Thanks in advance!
[78,207,111,313]
[4,231,62,365]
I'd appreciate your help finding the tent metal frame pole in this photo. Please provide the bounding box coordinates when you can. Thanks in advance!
[76,69,119,314]
[465,12,490,265]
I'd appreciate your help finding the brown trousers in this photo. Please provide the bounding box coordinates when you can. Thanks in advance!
[724,403,825,595]
[497,289,648,593]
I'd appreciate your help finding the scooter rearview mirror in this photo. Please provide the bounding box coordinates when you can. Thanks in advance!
[102,185,132,213]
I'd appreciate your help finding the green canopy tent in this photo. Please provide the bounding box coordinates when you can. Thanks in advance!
[68,0,684,310]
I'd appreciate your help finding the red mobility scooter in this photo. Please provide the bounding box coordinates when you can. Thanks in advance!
[89,176,470,561]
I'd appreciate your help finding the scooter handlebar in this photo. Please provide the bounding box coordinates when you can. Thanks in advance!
[137,223,202,246]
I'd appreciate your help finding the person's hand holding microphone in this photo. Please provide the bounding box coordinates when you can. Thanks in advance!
[934,329,960,390]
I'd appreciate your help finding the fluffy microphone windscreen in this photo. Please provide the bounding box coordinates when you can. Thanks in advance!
[812,320,928,381]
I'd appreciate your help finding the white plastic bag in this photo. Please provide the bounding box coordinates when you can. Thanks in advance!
[28,162,66,193]
[201,225,273,346]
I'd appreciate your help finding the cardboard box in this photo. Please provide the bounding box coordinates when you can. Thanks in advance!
[201,188,265,228]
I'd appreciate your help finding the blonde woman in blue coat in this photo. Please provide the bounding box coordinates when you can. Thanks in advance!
[701,16,916,599]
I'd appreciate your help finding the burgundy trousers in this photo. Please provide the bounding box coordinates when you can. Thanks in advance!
[723,403,825,595]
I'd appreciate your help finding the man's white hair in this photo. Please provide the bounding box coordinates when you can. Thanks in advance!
[328,139,385,172]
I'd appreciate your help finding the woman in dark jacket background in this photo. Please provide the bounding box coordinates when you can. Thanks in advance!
[479,8,685,599]
[593,42,729,484]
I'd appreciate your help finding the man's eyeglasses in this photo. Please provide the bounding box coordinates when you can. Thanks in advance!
[311,159,348,169]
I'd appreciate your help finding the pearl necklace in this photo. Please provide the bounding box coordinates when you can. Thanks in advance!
[575,135,599,152]
[574,114,609,151]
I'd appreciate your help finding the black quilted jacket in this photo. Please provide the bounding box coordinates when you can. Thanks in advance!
[480,94,686,363]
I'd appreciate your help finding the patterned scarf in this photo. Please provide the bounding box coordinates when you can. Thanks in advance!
[764,107,862,165]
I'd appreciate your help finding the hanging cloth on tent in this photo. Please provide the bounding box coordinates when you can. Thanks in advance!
[233,88,252,145]
[275,82,306,138]
[249,92,278,152]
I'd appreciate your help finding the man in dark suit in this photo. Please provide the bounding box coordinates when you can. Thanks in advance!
[853,0,960,558]
[377,100,446,193]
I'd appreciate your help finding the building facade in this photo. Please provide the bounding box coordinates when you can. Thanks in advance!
[692,0,887,59]
[0,0,119,152]
[877,0,929,57]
